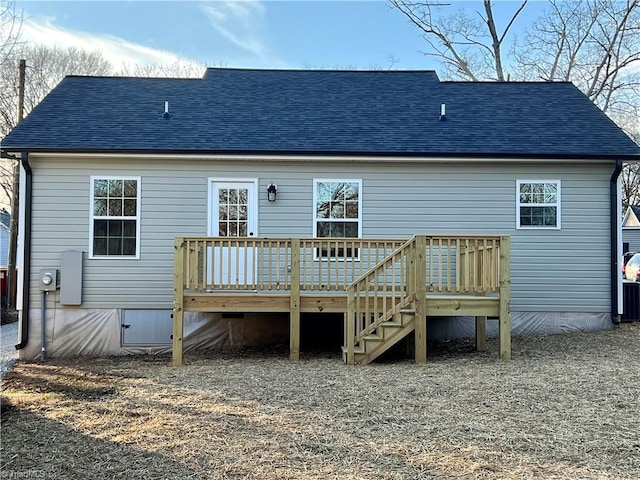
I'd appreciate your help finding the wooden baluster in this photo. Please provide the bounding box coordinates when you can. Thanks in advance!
[437,237,443,292]
[198,240,204,290]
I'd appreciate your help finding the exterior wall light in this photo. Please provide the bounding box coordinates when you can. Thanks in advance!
[267,183,278,202]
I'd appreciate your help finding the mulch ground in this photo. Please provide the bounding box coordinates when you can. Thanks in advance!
[1,323,640,479]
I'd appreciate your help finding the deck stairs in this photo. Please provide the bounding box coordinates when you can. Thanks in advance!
[342,307,416,365]
[342,236,420,365]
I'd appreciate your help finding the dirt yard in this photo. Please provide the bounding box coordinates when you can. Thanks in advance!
[1,324,640,480]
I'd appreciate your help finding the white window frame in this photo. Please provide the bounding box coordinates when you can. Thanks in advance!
[516,179,561,230]
[313,179,362,260]
[89,176,141,259]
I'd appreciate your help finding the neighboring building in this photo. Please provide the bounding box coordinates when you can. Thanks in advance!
[0,208,8,267]
[1,68,639,360]
[0,208,9,300]
[622,206,640,253]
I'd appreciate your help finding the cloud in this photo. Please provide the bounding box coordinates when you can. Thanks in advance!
[20,17,201,71]
[199,0,268,57]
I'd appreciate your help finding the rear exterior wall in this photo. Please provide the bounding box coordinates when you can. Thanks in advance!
[25,155,613,315]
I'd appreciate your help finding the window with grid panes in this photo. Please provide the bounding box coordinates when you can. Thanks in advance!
[91,177,140,257]
[517,180,560,229]
[313,180,361,258]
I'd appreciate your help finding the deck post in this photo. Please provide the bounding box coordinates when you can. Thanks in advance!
[414,235,427,364]
[346,289,355,365]
[475,316,487,351]
[499,236,511,360]
[173,237,185,366]
[289,238,301,361]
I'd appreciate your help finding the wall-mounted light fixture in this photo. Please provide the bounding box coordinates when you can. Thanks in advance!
[267,183,278,202]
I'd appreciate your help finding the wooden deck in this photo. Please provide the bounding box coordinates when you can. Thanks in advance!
[172,235,511,365]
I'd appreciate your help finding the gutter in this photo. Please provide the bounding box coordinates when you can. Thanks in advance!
[611,159,623,324]
[2,146,640,162]
[15,152,31,350]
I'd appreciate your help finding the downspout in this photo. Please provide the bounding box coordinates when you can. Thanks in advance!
[610,159,623,325]
[15,152,31,350]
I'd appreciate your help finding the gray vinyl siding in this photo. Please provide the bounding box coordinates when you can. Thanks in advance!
[622,228,640,253]
[27,155,614,313]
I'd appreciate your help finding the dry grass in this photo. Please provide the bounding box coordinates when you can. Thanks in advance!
[2,324,640,480]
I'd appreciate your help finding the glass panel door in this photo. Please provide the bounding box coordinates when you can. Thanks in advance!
[209,180,257,286]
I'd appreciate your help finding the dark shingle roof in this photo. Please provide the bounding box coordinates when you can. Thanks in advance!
[2,68,639,157]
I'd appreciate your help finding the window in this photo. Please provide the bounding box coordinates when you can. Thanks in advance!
[90,177,140,258]
[218,186,249,237]
[313,179,362,258]
[517,180,561,229]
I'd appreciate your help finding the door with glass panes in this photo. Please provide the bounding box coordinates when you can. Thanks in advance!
[209,180,257,286]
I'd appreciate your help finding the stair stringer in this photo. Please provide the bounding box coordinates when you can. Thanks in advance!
[342,309,417,365]
[357,310,416,365]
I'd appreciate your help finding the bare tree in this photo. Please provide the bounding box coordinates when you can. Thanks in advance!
[0,0,21,133]
[0,0,20,210]
[116,60,207,78]
[512,1,640,117]
[0,0,20,68]
[0,45,113,210]
[391,0,640,206]
[622,122,640,210]
[1,46,113,142]
[390,0,528,81]
[17,45,112,117]
[622,163,640,211]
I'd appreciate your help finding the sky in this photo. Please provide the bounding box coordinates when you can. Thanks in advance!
[14,0,548,73]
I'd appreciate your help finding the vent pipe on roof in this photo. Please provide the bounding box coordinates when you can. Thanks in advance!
[439,103,447,121]
[163,101,170,119]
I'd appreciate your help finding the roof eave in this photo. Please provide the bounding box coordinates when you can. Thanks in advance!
[2,146,640,162]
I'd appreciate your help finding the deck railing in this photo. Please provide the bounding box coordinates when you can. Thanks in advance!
[176,235,500,294]
[175,235,503,294]
[177,237,408,292]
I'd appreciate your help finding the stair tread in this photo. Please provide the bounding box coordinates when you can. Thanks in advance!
[381,321,403,327]
[364,334,383,341]
[341,345,365,355]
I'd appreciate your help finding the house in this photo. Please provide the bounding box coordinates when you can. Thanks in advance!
[0,208,9,267]
[622,206,640,253]
[1,68,639,363]
[0,208,9,300]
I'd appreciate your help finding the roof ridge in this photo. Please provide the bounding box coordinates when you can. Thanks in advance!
[63,75,202,81]
[204,67,439,73]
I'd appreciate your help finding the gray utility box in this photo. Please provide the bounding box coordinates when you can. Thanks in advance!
[60,250,83,305]
[39,269,59,291]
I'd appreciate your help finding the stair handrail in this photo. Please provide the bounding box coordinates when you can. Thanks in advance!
[345,236,418,364]
[345,236,415,291]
